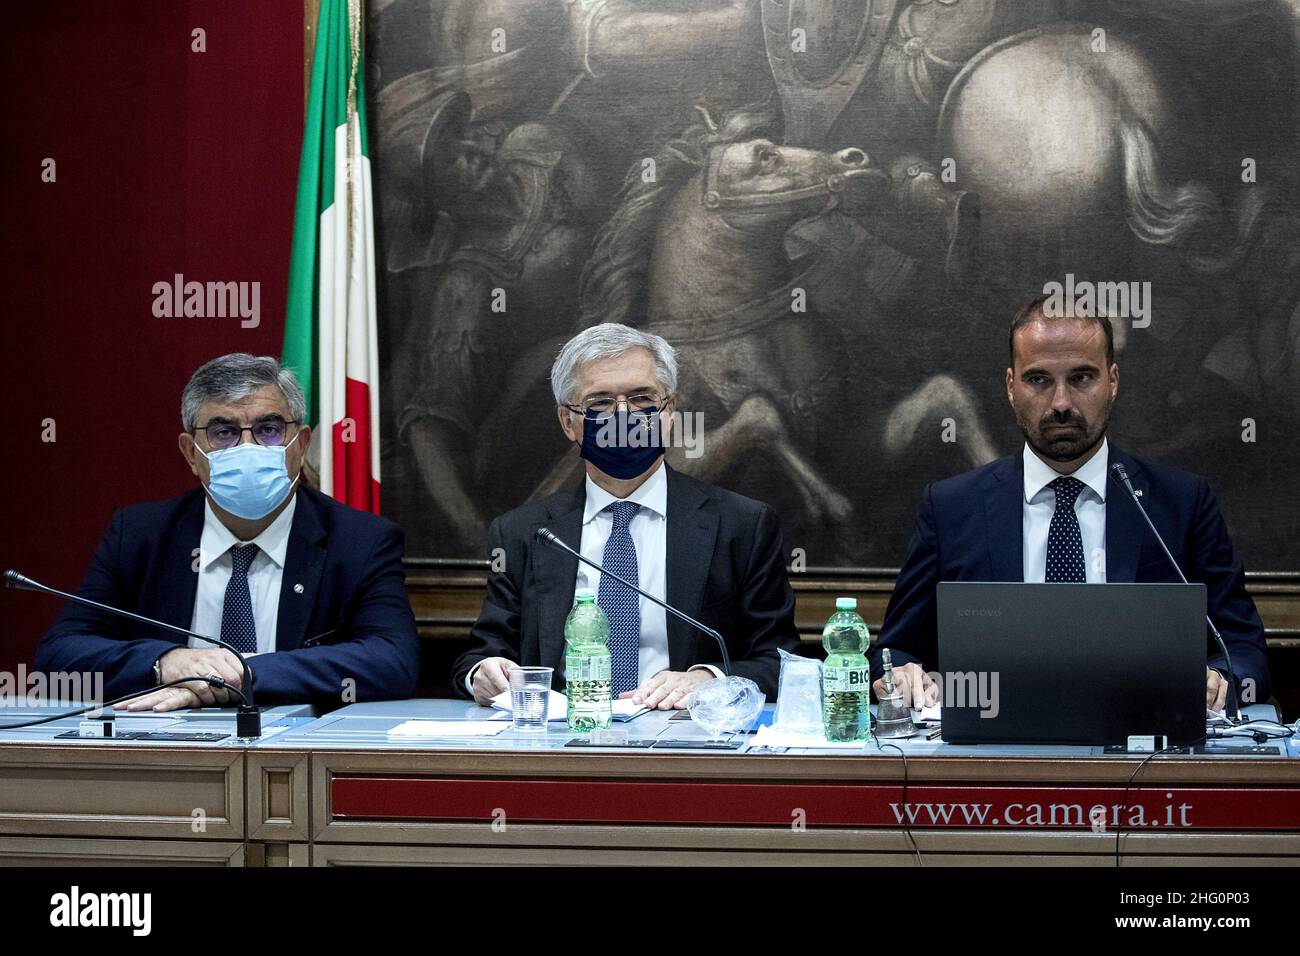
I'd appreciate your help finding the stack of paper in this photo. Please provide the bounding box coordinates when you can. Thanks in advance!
[488,690,649,722]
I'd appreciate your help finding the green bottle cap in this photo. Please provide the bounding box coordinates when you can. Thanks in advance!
[575,588,596,602]
[835,597,857,610]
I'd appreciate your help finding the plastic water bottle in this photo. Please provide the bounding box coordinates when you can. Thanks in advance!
[564,589,612,731]
[822,596,871,742]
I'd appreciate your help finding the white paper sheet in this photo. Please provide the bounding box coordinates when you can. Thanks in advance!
[749,725,869,750]
[387,720,507,738]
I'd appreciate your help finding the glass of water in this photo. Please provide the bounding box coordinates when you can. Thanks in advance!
[508,666,553,732]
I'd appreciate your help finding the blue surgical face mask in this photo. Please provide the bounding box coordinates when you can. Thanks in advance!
[199,433,301,520]
[578,408,666,480]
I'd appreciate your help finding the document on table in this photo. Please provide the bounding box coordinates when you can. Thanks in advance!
[749,725,867,750]
[488,690,649,722]
[387,720,507,738]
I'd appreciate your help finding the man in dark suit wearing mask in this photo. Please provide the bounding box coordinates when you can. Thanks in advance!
[453,323,800,709]
[871,295,1270,712]
[34,353,420,711]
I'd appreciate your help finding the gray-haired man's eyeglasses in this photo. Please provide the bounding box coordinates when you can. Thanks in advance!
[192,417,299,450]
[563,393,670,421]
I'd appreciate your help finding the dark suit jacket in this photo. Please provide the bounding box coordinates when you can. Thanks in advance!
[33,486,420,707]
[871,447,1270,701]
[452,467,800,698]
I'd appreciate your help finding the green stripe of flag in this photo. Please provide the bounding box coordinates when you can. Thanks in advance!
[283,0,353,426]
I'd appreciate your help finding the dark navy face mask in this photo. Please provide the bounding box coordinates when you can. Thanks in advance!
[578,408,666,480]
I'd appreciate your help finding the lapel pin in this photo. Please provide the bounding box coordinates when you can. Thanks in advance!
[294,583,305,594]
[1134,490,1143,498]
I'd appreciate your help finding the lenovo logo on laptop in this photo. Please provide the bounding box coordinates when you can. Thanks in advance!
[956,607,1003,618]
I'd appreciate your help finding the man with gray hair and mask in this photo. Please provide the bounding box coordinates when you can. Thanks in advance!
[453,323,800,709]
[34,353,420,712]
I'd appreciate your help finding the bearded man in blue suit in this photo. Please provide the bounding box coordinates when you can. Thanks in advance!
[871,295,1270,713]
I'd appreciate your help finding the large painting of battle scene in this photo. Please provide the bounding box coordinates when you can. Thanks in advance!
[367,0,1300,570]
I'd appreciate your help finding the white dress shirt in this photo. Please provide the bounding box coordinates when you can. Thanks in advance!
[1022,438,1109,583]
[466,461,720,694]
[188,495,297,656]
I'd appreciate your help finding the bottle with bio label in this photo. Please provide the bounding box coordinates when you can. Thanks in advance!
[564,589,612,731]
[821,596,871,742]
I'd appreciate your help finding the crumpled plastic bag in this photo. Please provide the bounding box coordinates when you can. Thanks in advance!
[687,676,766,736]
[772,648,824,735]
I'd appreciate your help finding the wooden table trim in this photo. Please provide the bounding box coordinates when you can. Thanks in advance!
[0,744,244,841]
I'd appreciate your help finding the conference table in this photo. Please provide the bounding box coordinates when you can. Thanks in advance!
[0,699,1297,866]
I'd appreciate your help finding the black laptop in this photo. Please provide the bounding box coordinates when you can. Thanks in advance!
[936,582,1207,746]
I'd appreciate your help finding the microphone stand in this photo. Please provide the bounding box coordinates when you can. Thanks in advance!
[534,527,732,676]
[5,569,262,738]
[1108,464,1241,722]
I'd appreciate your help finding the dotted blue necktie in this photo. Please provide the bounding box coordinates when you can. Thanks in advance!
[598,501,641,696]
[221,544,259,655]
[1045,476,1086,583]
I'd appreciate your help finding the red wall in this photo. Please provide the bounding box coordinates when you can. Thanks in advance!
[0,1,303,670]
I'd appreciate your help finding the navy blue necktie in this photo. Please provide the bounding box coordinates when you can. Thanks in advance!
[221,544,259,655]
[598,501,641,696]
[1045,476,1087,582]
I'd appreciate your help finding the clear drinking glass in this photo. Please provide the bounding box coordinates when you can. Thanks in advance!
[508,666,553,732]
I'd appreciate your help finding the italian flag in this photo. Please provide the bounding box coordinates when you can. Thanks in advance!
[282,0,381,513]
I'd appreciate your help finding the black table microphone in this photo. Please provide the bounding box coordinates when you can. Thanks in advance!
[1108,464,1241,721]
[534,527,733,676]
[4,569,262,738]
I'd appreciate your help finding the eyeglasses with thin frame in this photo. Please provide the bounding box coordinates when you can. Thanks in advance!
[192,416,299,450]
[563,392,671,422]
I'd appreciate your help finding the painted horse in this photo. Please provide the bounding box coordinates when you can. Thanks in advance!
[548,103,891,525]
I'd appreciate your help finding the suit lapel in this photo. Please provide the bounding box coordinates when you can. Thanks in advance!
[535,486,584,671]
[275,490,328,651]
[664,469,719,669]
[1105,448,1146,583]
[984,455,1024,582]
[157,492,206,635]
